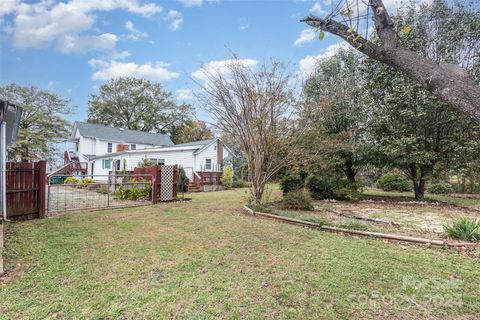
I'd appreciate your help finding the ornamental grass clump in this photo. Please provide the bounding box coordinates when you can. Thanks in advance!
[443,217,480,241]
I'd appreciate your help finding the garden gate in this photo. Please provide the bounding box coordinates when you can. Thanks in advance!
[46,165,178,215]
[5,161,46,220]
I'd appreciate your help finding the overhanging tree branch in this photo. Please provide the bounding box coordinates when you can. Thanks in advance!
[301,0,480,122]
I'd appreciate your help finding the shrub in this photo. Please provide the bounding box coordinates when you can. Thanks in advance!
[280,173,305,193]
[177,167,188,193]
[232,179,249,188]
[281,190,314,211]
[76,177,95,189]
[334,180,363,202]
[443,217,480,241]
[81,177,94,184]
[64,177,79,185]
[306,175,335,200]
[115,179,152,201]
[221,166,233,189]
[427,182,453,195]
[376,172,411,192]
[138,158,155,168]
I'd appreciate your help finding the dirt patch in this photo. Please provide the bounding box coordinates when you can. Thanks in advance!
[314,199,480,237]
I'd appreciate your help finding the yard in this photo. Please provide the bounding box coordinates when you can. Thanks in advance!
[1,188,479,319]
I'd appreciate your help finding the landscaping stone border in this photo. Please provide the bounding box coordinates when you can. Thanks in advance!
[243,205,478,248]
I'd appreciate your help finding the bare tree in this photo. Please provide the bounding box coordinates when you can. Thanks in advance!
[196,59,297,204]
[301,0,480,122]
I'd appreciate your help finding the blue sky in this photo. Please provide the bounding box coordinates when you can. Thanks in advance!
[0,0,349,122]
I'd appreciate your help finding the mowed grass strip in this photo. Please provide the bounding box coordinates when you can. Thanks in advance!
[1,188,479,319]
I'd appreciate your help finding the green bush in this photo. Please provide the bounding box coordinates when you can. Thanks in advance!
[427,182,453,195]
[376,172,411,192]
[177,167,188,193]
[443,217,480,241]
[334,180,363,202]
[115,179,152,201]
[221,166,234,189]
[138,158,155,168]
[76,177,95,189]
[64,177,79,185]
[280,173,305,194]
[281,189,314,211]
[232,179,249,188]
[306,175,335,200]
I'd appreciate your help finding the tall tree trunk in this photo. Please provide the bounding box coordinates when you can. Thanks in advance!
[408,165,427,199]
[301,0,480,122]
[344,165,356,182]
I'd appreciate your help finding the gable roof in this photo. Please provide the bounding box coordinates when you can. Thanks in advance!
[174,139,216,147]
[71,122,174,147]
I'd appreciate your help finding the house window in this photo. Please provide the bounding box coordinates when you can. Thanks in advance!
[102,159,111,169]
[131,144,136,150]
[149,159,165,165]
[107,143,113,153]
[205,158,212,170]
[116,160,121,171]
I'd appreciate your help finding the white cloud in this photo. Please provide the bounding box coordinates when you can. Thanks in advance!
[89,59,179,82]
[56,33,118,53]
[7,0,162,53]
[176,88,194,101]
[294,28,316,46]
[192,59,258,81]
[110,50,131,60]
[0,0,19,17]
[310,1,328,15]
[164,10,183,31]
[298,42,350,78]
[178,0,203,7]
[124,20,148,40]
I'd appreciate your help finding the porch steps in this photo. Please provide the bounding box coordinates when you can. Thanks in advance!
[187,183,202,193]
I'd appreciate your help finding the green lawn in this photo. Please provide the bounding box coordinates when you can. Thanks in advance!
[1,188,479,319]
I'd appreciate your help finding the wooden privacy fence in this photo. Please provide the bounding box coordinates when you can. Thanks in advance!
[133,165,178,203]
[6,161,46,220]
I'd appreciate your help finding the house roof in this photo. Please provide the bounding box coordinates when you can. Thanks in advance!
[90,138,234,160]
[174,139,216,147]
[71,122,174,147]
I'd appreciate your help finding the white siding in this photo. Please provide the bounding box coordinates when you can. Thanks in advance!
[91,149,197,180]
[195,142,219,172]
[88,139,231,180]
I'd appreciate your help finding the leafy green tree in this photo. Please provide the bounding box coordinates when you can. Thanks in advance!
[0,83,72,162]
[301,49,368,182]
[365,60,480,199]
[88,77,192,135]
[362,2,480,199]
[170,120,214,144]
[220,166,233,189]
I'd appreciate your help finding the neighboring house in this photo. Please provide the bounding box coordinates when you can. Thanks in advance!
[61,122,232,189]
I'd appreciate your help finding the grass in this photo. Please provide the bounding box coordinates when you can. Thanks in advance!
[1,188,479,319]
[248,204,376,232]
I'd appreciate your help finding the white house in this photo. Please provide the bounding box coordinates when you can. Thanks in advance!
[64,122,232,182]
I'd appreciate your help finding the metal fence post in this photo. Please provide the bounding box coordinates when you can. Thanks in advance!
[107,175,110,207]
[47,177,51,215]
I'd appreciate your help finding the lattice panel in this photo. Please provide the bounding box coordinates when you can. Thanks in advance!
[160,165,175,201]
